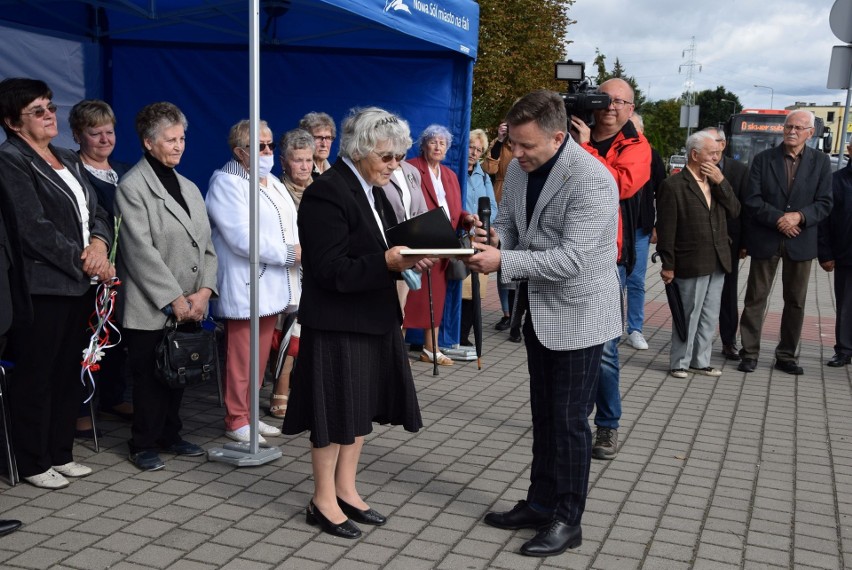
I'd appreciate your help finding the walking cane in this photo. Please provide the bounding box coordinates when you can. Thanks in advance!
[426,268,439,376]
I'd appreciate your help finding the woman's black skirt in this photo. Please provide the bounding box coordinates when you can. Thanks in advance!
[282,324,422,447]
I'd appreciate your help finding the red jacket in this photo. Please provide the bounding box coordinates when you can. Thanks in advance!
[581,122,651,263]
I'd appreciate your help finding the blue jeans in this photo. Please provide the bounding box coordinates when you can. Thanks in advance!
[625,229,651,334]
[595,265,626,429]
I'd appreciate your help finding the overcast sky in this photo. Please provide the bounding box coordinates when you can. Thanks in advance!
[564,0,847,111]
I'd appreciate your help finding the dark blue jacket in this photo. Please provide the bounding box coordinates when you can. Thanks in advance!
[818,160,852,267]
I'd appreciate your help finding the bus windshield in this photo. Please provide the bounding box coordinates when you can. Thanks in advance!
[726,111,823,167]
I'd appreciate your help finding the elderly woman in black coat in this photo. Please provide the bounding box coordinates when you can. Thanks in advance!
[0,78,114,489]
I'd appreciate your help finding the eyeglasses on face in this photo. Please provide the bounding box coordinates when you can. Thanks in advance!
[21,102,58,119]
[609,98,633,109]
[244,142,276,151]
[372,151,405,163]
[314,135,335,143]
[469,145,484,154]
[783,124,812,133]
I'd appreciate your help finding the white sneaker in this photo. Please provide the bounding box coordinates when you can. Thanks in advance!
[627,331,649,350]
[225,425,268,446]
[257,421,281,437]
[24,468,70,489]
[52,461,92,478]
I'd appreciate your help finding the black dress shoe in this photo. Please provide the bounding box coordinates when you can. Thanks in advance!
[520,519,582,557]
[128,451,165,471]
[337,497,387,526]
[738,358,757,373]
[494,316,511,331]
[827,354,852,367]
[722,344,741,361]
[0,519,22,536]
[306,501,361,539]
[509,328,522,343]
[774,359,803,375]
[483,500,553,530]
[160,440,205,456]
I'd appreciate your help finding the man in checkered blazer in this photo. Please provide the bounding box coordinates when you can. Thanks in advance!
[466,90,621,557]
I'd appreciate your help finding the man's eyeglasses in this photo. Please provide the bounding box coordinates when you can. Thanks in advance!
[314,135,335,143]
[609,98,633,109]
[245,142,276,151]
[372,151,405,163]
[783,124,812,133]
[21,102,58,118]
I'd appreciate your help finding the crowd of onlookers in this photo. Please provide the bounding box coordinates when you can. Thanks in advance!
[0,75,850,547]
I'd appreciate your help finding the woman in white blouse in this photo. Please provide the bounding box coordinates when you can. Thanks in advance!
[206,119,300,445]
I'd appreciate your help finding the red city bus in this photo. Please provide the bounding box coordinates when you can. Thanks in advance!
[724,109,830,168]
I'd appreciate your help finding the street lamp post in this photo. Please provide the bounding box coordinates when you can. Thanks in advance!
[753,85,774,109]
[721,98,738,116]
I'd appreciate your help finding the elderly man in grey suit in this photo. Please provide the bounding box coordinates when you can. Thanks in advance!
[466,90,621,557]
[738,110,832,375]
[657,130,740,378]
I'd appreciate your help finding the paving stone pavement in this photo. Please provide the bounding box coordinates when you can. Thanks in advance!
[1,255,850,569]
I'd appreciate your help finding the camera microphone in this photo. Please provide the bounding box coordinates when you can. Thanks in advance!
[477,196,491,246]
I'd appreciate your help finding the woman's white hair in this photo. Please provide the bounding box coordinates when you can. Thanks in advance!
[338,107,412,160]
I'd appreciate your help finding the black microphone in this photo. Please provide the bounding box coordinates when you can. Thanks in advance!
[477,196,491,246]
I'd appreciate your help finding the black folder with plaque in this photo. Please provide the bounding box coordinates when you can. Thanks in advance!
[385,208,474,257]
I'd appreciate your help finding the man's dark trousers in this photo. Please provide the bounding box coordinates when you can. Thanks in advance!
[835,265,852,358]
[523,316,603,525]
[719,240,741,347]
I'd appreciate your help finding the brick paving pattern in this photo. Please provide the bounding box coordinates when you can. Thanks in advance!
[0,255,850,569]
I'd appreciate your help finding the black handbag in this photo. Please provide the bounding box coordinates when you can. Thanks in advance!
[154,317,219,389]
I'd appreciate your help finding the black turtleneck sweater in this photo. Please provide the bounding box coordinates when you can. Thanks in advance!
[144,152,190,217]
[526,138,568,225]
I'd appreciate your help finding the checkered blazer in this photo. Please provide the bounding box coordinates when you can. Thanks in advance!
[496,137,622,351]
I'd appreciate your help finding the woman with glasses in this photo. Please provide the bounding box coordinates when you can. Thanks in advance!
[115,101,217,472]
[298,112,336,176]
[206,120,300,445]
[0,78,114,489]
[282,107,430,539]
[459,129,498,346]
[404,124,469,365]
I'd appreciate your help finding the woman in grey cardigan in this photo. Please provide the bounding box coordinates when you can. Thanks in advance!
[115,102,218,472]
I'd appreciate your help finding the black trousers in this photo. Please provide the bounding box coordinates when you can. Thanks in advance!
[6,293,91,477]
[523,315,603,526]
[125,328,184,453]
[835,265,852,357]
[718,238,741,346]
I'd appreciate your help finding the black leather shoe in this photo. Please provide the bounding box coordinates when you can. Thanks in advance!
[337,497,387,526]
[738,358,757,373]
[509,328,522,343]
[774,360,804,375]
[520,519,582,557]
[0,519,22,536]
[722,344,741,361]
[306,500,361,539]
[494,316,511,331]
[483,500,552,530]
[128,451,165,471]
[160,440,205,456]
[827,354,851,367]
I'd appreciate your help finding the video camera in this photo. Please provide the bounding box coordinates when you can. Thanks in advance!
[555,60,611,127]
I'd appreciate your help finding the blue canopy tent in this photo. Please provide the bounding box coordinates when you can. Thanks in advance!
[0,0,479,347]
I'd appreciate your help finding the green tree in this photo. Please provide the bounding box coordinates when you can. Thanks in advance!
[692,86,742,130]
[472,0,574,132]
[590,49,644,107]
[639,98,684,162]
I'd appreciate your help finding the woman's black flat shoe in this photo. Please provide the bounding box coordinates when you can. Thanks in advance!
[306,500,362,539]
[337,497,387,526]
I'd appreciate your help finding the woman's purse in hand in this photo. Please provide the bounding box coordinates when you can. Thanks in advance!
[154,317,219,389]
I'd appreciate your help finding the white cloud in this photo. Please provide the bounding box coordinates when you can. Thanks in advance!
[565,0,845,109]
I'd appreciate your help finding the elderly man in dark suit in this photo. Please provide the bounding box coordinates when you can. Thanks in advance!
[467,90,621,558]
[738,110,833,375]
[657,131,740,378]
[701,127,750,361]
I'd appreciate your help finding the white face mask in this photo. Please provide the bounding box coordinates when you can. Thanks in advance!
[257,155,274,179]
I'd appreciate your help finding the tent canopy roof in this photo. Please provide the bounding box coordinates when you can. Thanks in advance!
[1,0,478,57]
